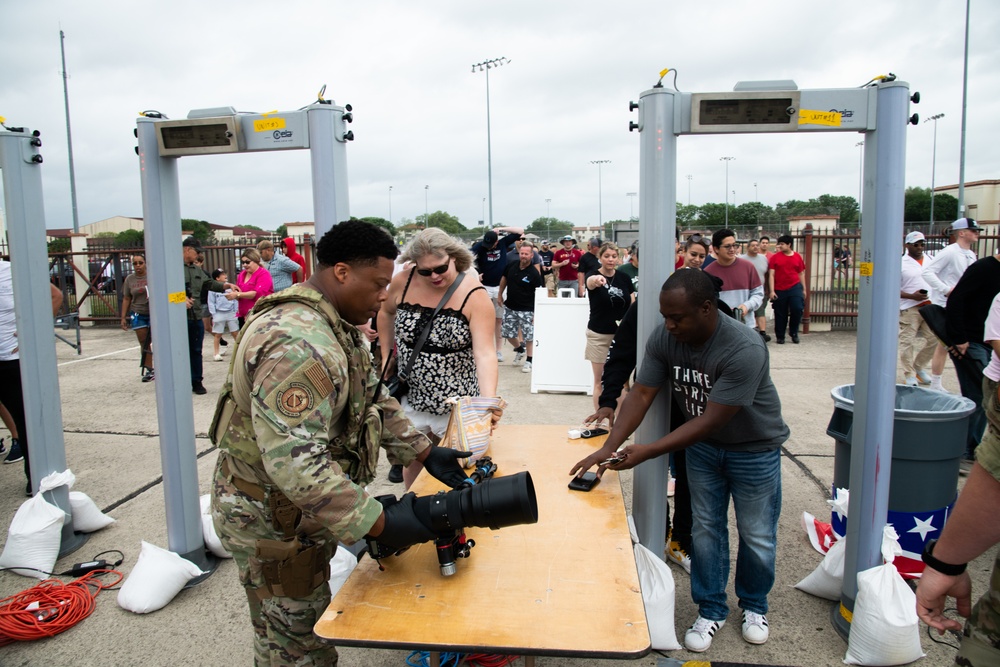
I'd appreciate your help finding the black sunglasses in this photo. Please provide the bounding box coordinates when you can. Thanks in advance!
[689,234,704,243]
[416,261,450,277]
[241,260,251,265]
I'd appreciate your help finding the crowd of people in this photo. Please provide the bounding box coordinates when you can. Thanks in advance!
[7,216,1000,664]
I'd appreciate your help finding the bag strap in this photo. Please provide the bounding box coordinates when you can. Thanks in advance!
[377,271,466,392]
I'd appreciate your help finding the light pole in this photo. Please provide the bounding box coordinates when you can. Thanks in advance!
[591,160,611,231]
[424,185,430,227]
[720,157,735,225]
[626,192,637,221]
[754,182,758,203]
[388,185,392,223]
[686,174,693,206]
[925,113,945,225]
[855,141,864,225]
[472,57,510,228]
[545,198,552,240]
[482,198,486,226]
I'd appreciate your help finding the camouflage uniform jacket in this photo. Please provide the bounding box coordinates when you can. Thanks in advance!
[184,263,226,320]
[211,283,431,545]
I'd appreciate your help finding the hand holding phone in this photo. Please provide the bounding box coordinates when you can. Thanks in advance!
[568,472,600,492]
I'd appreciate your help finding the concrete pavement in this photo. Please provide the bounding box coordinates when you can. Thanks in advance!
[0,325,985,666]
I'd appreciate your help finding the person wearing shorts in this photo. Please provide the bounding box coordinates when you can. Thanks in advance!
[498,244,544,372]
[121,255,154,382]
[584,242,634,412]
[208,269,239,361]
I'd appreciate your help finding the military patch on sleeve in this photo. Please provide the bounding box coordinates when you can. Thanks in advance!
[277,382,314,418]
[303,360,336,396]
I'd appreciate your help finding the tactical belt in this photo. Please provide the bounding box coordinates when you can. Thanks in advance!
[219,456,331,600]
[220,456,301,539]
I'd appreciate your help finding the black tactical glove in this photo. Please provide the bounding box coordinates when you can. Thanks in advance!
[422,446,473,489]
[372,492,436,553]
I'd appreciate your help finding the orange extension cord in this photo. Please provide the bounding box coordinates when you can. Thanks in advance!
[0,570,123,646]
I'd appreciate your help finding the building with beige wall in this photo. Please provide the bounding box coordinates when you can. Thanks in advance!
[935,179,1000,223]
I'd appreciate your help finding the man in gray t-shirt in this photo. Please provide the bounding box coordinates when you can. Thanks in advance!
[571,268,788,654]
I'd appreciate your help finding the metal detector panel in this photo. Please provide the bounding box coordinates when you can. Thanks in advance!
[690,91,801,133]
[156,116,240,156]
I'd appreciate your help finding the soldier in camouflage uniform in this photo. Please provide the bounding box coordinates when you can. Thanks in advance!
[916,363,1000,665]
[210,220,471,666]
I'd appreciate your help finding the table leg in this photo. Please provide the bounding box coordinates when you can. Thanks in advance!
[430,651,440,667]
[524,657,535,667]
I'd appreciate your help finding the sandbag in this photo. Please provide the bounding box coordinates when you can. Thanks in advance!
[844,526,924,665]
[634,543,682,651]
[199,494,232,559]
[795,537,846,601]
[70,491,115,533]
[0,493,66,578]
[117,541,205,614]
[328,547,358,596]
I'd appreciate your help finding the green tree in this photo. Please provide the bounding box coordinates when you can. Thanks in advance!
[275,224,288,239]
[904,187,958,223]
[676,204,700,226]
[359,216,396,237]
[417,211,466,235]
[94,231,117,238]
[115,229,145,247]
[696,203,729,228]
[526,217,573,237]
[240,224,265,231]
[774,194,858,224]
[48,238,71,253]
[732,202,774,227]
[181,219,215,244]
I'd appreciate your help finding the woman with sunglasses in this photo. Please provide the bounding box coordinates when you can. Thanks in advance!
[683,236,711,270]
[229,249,274,328]
[121,254,155,382]
[378,228,498,488]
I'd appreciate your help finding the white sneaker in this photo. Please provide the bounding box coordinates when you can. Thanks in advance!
[213,354,223,362]
[684,616,725,652]
[521,361,531,373]
[514,350,526,365]
[496,351,504,362]
[904,376,918,387]
[916,369,932,385]
[665,539,691,574]
[741,610,769,644]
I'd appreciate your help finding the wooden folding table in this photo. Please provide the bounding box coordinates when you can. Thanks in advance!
[314,424,650,664]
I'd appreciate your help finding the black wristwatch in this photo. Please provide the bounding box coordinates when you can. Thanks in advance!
[922,539,968,576]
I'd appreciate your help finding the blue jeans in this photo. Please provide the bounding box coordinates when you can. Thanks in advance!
[686,442,782,620]
[953,341,990,457]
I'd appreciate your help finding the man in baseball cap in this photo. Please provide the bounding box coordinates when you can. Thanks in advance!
[950,217,980,232]
[899,231,935,387]
[182,235,204,252]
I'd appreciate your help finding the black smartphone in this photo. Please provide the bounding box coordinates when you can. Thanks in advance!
[568,472,600,492]
[580,428,608,439]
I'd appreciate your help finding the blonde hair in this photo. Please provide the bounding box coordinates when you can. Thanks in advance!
[599,242,620,258]
[241,248,262,265]
[256,240,274,252]
[400,227,474,273]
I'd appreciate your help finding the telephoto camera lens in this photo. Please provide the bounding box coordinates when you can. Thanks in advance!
[426,471,538,534]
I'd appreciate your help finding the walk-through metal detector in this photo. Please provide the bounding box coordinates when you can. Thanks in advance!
[0,125,88,557]
[136,93,352,578]
[631,75,915,639]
